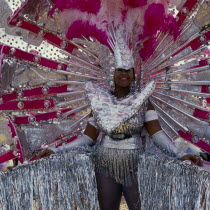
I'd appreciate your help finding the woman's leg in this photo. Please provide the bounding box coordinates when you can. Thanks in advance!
[95,172,123,210]
[122,175,141,210]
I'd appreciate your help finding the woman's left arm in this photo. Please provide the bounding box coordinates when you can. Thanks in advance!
[144,101,203,166]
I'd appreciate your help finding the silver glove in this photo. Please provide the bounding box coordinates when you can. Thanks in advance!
[152,130,187,158]
[49,134,94,153]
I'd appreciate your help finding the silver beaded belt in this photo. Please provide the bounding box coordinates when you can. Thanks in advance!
[110,133,132,140]
[100,134,143,149]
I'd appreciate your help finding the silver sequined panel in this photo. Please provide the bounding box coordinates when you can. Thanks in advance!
[85,81,155,135]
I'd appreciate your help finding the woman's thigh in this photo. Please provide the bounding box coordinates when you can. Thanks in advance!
[95,172,123,210]
[123,175,141,210]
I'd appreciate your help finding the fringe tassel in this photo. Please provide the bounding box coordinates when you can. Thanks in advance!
[138,154,210,210]
[0,151,99,210]
[94,145,144,185]
[0,151,209,209]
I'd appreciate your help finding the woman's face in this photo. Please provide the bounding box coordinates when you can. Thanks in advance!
[114,68,134,88]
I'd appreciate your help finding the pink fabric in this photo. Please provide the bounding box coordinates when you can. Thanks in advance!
[0,150,16,164]
[123,0,147,8]
[8,14,75,54]
[8,117,24,163]
[195,59,209,68]
[50,0,101,16]
[0,99,55,110]
[193,109,209,120]
[14,108,74,124]
[201,86,209,93]
[2,86,68,103]
[43,32,75,53]
[184,0,199,11]
[177,0,198,26]
[1,45,68,70]
[178,130,210,154]
[66,20,109,47]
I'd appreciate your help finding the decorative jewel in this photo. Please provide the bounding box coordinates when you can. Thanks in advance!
[201,99,207,107]
[38,30,45,36]
[60,41,67,49]
[192,135,200,143]
[9,48,16,55]
[10,116,15,122]
[16,21,22,27]
[56,111,62,118]
[34,56,41,63]
[42,87,49,94]
[17,101,24,109]
[44,100,51,108]
[199,35,206,42]
[12,150,19,157]
[182,7,189,15]
[57,64,63,70]
[13,136,18,144]
[28,116,36,123]
[17,91,23,98]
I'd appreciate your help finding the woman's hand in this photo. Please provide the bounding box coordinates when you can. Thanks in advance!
[37,148,55,159]
[180,154,203,166]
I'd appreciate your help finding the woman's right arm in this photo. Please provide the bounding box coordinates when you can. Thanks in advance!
[38,114,99,158]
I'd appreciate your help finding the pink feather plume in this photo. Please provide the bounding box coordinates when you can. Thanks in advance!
[66,20,109,47]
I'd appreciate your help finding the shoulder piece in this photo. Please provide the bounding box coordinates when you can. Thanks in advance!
[85,81,155,134]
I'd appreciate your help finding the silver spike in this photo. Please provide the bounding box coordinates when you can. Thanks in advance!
[57,91,85,97]
[56,70,105,80]
[144,31,200,75]
[152,100,188,132]
[56,97,86,108]
[168,65,209,76]
[54,81,85,85]
[69,40,100,62]
[58,58,104,75]
[143,65,209,81]
[155,87,210,98]
[62,104,89,118]
[143,22,195,71]
[158,114,179,136]
[67,112,90,132]
[154,91,207,111]
[156,81,210,85]
[59,50,101,71]
[147,46,207,76]
[152,95,204,123]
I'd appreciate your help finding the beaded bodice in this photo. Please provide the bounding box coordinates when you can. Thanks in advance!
[85,81,155,135]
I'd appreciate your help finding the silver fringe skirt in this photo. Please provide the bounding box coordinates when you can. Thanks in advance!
[94,135,145,185]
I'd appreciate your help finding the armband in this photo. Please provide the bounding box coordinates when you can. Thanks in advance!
[145,110,158,122]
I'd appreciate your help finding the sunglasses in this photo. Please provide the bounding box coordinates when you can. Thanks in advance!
[115,68,134,73]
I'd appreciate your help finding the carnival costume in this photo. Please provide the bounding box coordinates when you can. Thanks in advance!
[0,0,210,209]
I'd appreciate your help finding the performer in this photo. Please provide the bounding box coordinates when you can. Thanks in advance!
[39,38,203,209]
[0,1,209,209]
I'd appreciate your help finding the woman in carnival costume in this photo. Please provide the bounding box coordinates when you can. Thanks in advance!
[40,29,203,209]
[0,0,209,209]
